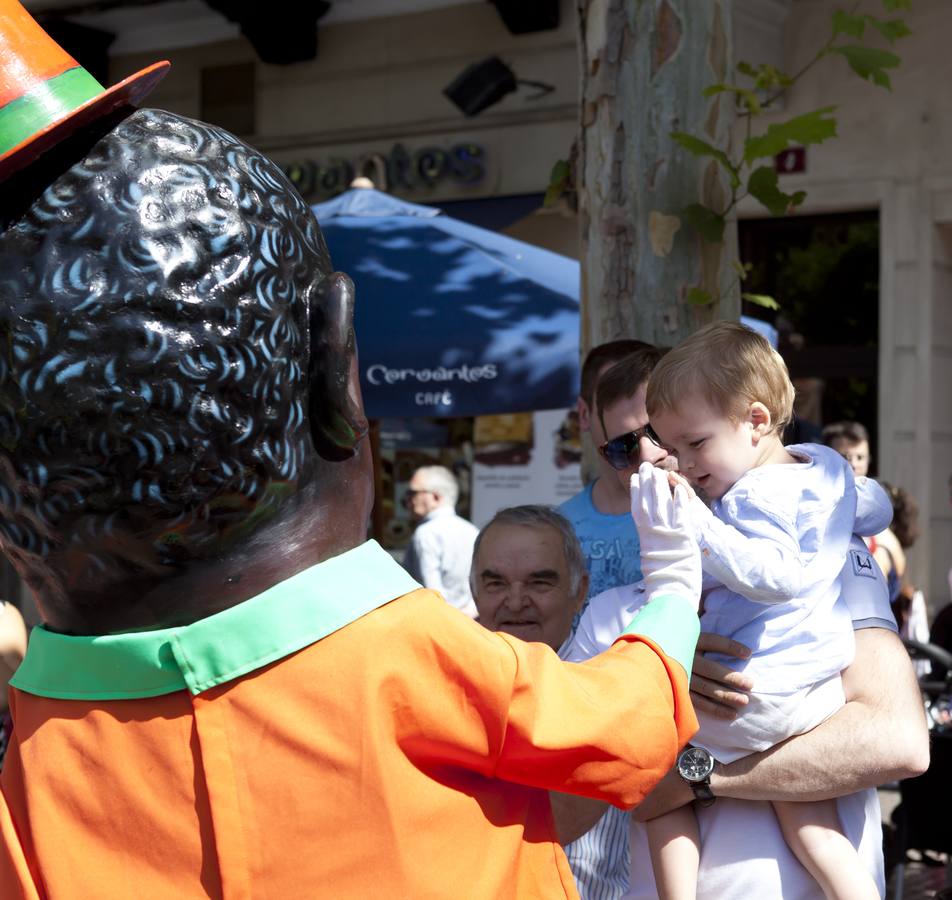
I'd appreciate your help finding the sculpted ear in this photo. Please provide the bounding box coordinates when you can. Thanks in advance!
[307,272,369,460]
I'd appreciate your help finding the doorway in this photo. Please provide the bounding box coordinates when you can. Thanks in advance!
[739,211,880,468]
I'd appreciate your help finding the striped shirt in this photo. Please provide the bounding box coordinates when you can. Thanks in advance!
[559,615,636,900]
[563,807,630,900]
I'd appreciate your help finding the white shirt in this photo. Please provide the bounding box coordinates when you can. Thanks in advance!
[564,534,896,900]
[693,445,890,693]
[402,506,479,618]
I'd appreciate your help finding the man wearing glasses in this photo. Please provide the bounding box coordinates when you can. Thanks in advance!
[402,465,480,618]
[559,344,666,611]
[557,347,928,900]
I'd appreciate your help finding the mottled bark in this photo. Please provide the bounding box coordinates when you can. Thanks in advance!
[577,0,739,352]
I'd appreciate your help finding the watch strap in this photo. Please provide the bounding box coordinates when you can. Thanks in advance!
[690,780,715,807]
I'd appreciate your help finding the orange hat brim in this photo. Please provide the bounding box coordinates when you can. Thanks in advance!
[0,60,169,182]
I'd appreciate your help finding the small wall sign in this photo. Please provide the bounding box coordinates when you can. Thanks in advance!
[774,146,806,174]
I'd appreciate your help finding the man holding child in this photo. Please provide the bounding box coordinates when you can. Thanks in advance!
[560,329,929,899]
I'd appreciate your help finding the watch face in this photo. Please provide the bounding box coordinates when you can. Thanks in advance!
[678,747,715,782]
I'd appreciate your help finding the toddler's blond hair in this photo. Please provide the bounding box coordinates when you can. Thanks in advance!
[646,321,795,435]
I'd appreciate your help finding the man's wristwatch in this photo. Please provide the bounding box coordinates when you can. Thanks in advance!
[677,746,716,807]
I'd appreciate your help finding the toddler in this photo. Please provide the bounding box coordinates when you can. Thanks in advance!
[643,322,890,900]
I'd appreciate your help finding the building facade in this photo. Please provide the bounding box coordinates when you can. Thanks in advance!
[17,0,952,613]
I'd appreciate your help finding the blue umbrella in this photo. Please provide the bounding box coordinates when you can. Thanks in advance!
[312,188,580,418]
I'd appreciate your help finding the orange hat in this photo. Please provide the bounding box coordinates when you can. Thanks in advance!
[0,0,169,181]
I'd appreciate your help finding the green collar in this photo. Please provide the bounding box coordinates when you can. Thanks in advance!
[11,541,420,701]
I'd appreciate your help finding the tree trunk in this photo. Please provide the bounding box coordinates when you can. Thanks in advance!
[577,0,739,352]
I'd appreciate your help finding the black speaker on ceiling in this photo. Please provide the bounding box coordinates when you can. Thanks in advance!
[489,0,560,35]
[443,56,517,118]
[203,0,331,65]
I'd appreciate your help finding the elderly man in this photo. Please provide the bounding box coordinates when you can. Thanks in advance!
[0,8,704,897]
[558,346,929,899]
[471,505,589,655]
[403,465,479,617]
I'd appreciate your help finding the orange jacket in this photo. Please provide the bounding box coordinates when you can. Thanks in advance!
[1,545,698,899]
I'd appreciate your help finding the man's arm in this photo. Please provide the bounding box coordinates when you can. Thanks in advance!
[632,627,929,820]
[406,528,446,594]
[712,627,928,800]
[416,547,446,595]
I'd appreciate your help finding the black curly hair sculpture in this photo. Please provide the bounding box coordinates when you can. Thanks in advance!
[0,108,360,613]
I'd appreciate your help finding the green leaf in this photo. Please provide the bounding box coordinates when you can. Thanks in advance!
[549,159,570,184]
[681,203,726,243]
[703,83,762,115]
[832,10,866,38]
[831,45,901,89]
[671,132,732,168]
[753,64,793,91]
[544,159,571,207]
[747,166,808,217]
[742,292,781,310]
[671,132,741,188]
[687,287,715,306]
[863,16,912,44]
[735,61,792,93]
[881,0,911,11]
[743,107,838,162]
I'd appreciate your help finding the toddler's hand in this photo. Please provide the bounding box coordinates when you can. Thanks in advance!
[667,470,696,501]
[629,463,701,609]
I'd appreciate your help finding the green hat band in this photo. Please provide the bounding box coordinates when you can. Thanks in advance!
[0,66,104,157]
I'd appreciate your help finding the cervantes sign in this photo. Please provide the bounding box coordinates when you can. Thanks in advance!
[283,141,486,201]
[365,362,499,411]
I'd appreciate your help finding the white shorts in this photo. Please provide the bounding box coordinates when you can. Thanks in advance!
[693,673,845,764]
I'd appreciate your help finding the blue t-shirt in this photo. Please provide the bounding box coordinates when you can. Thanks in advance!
[559,481,642,601]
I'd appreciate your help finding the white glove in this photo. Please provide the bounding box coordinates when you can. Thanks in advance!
[630,462,702,609]
[688,492,716,534]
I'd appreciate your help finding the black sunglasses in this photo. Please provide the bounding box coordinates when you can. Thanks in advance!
[404,488,435,499]
[598,424,666,471]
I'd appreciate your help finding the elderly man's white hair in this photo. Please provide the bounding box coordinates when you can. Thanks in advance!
[414,465,459,507]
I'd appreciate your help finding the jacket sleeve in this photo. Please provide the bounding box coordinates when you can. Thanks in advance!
[691,494,803,604]
[491,593,699,809]
[854,476,893,537]
[394,590,698,810]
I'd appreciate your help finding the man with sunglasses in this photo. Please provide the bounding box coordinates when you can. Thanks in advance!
[403,465,480,618]
[559,345,666,610]
[556,346,928,900]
